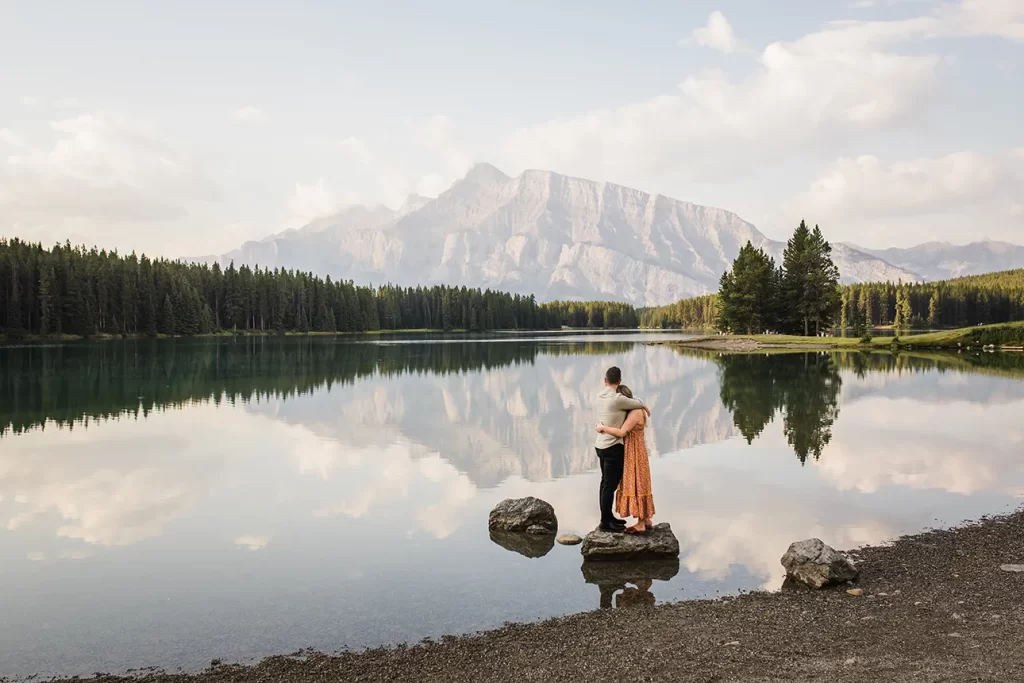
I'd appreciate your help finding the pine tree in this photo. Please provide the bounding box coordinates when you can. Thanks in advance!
[39,265,55,336]
[782,221,814,335]
[717,242,780,334]
[927,291,940,328]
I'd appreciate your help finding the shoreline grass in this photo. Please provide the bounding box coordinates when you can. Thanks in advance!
[672,321,1024,351]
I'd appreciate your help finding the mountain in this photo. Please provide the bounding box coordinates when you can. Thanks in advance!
[848,241,1024,282]
[214,163,920,306]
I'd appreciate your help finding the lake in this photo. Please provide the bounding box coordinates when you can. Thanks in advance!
[2,334,1024,678]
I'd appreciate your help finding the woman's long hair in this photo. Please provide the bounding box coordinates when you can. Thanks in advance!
[616,385,647,429]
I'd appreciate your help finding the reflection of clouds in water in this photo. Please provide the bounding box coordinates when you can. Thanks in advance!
[1,406,301,551]
[302,435,477,539]
[234,535,271,551]
[819,398,1024,495]
[1,418,212,547]
[416,460,477,540]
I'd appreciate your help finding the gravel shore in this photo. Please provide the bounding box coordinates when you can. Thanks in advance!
[21,508,1024,683]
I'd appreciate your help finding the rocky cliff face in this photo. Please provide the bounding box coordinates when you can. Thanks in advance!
[216,164,921,306]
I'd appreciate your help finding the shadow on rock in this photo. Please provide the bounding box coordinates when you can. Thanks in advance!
[581,557,680,609]
[489,530,556,558]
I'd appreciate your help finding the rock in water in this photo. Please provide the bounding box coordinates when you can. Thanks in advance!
[557,534,583,546]
[488,497,557,534]
[581,523,680,561]
[781,539,859,589]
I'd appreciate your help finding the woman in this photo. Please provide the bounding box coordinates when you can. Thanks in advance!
[595,385,655,534]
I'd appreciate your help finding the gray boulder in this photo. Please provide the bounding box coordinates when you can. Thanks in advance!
[581,523,680,561]
[488,497,557,534]
[781,538,859,589]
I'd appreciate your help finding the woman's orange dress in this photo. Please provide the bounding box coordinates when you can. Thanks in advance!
[615,419,655,521]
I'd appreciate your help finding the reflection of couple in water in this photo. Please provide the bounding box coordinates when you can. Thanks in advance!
[594,366,655,534]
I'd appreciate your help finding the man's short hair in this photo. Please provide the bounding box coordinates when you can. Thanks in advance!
[605,366,622,385]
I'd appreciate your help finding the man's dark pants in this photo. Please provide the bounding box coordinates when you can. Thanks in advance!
[596,443,625,526]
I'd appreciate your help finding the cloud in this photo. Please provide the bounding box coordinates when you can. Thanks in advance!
[232,106,266,122]
[788,151,1022,244]
[796,152,1010,218]
[234,535,270,551]
[20,96,39,107]
[0,112,219,245]
[339,136,374,164]
[496,2,1024,189]
[688,11,739,53]
[942,0,1024,41]
[499,17,943,184]
[287,177,360,224]
[297,116,472,217]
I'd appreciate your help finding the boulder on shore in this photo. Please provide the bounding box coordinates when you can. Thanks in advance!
[781,538,859,589]
[488,497,558,534]
[581,523,680,561]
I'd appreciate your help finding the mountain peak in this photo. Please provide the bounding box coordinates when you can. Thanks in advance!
[462,162,510,185]
[399,193,431,215]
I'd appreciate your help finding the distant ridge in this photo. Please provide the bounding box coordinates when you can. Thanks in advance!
[847,241,1024,282]
[208,164,928,306]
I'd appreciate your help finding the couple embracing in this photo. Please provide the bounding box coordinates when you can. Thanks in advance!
[594,366,656,534]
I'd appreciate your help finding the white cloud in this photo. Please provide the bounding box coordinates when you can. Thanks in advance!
[796,152,1009,218]
[0,112,219,246]
[787,151,1022,244]
[499,17,943,184]
[689,11,738,53]
[20,96,39,107]
[286,177,360,224]
[231,105,266,122]
[943,0,1024,41]
[338,136,374,164]
[496,3,1024,190]
[234,535,270,551]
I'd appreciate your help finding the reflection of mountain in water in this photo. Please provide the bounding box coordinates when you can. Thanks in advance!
[8,339,1024,490]
[254,346,738,487]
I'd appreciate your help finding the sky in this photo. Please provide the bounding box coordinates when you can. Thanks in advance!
[0,0,1022,257]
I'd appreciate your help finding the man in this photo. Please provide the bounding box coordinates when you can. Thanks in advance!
[595,366,650,531]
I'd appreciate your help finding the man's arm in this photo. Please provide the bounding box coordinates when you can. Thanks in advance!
[610,395,643,411]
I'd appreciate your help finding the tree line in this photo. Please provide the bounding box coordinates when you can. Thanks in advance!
[0,239,640,338]
[642,248,1024,334]
[840,270,1024,330]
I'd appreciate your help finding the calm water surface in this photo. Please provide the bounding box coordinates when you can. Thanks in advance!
[2,335,1023,677]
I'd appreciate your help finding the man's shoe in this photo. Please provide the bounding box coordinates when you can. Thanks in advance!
[609,519,627,528]
[598,524,625,533]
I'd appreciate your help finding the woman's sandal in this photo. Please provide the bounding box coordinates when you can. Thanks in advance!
[624,524,648,535]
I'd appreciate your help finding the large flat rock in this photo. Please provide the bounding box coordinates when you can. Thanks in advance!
[581,523,680,561]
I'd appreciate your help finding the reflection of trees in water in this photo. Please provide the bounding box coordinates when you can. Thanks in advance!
[716,352,842,464]
[0,338,632,436]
